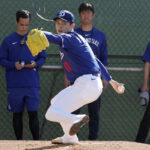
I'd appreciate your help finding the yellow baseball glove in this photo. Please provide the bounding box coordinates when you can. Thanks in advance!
[26,29,49,56]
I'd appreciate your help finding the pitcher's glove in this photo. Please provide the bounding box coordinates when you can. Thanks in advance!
[26,29,49,56]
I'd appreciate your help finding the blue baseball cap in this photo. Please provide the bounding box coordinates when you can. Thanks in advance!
[53,10,75,24]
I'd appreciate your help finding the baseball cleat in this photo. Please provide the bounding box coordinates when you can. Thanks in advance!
[69,115,89,136]
[51,137,63,144]
[51,136,79,144]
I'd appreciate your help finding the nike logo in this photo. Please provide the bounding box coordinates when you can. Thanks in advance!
[12,42,18,45]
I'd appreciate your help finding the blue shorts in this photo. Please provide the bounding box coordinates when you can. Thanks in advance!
[7,88,40,112]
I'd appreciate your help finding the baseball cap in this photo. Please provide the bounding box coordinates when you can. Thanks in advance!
[53,10,75,24]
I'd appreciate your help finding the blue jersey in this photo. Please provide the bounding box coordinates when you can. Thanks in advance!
[142,42,150,62]
[44,31,111,82]
[75,27,108,66]
[0,32,46,88]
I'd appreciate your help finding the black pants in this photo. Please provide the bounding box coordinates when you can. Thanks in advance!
[73,96,101,140]
[13,111,39,140]
[135,100,150,143]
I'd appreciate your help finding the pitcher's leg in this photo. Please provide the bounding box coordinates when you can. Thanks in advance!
[45,75,102,143]
[45,84,89,124]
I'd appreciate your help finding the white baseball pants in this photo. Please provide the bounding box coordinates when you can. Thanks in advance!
[45,74,103,136]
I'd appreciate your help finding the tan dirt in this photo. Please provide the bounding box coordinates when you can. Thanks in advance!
[0,141,150,150]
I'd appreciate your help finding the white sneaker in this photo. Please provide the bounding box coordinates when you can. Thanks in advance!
[51,135,79,144]
[69,114,89,136]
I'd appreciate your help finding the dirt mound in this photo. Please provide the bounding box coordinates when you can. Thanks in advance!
[0,140,149,150]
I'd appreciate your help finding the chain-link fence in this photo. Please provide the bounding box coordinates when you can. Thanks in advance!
[0,0,150,143]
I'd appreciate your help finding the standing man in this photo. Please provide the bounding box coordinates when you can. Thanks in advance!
[135,43,150,143]
[26,10,125,144]
[0,10,46,140]
[73,2,108,140]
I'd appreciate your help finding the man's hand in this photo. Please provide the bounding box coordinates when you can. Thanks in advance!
[24,61,37,68]
[15,62,24,70]
[109,79,125,94]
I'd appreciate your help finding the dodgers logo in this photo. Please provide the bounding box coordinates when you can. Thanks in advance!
[59,11,65,17]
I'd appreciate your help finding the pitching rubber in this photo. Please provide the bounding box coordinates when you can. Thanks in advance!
[69,115,89,136]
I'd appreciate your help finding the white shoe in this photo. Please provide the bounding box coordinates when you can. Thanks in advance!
[51,137,63,144]
[51,135,79,144]
[69,114,89,136]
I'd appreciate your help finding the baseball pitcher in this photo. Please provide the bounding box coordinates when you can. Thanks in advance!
[26,10,125,144]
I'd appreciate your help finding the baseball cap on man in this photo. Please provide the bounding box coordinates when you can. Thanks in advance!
[53,10,75,24]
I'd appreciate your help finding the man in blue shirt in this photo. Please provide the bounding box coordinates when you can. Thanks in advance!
[0,10,46,140]
[135,43,150,143]
[72,2,108,140]
[28,10,124,144]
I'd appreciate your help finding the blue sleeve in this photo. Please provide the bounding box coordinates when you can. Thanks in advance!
[0,39,15,69]
[142,43,150,62]
[96,58,111,82]
[35,50,47,68]
[44,31,62,45]
[44,31,72,49]
[99,34,108,66]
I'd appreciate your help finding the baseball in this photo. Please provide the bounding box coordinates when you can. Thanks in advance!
[118,85,125,93]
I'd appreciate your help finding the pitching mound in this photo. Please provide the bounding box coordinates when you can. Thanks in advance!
[0,140,150,150]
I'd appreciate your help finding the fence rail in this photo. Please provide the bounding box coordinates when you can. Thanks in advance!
[41,65,143,72]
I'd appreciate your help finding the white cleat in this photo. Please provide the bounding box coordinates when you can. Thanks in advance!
[51,137,63,144]
[69,114,89,136]
[51,135,79,144]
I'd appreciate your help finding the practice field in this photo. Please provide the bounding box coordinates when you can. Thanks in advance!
[0,141,149,150]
